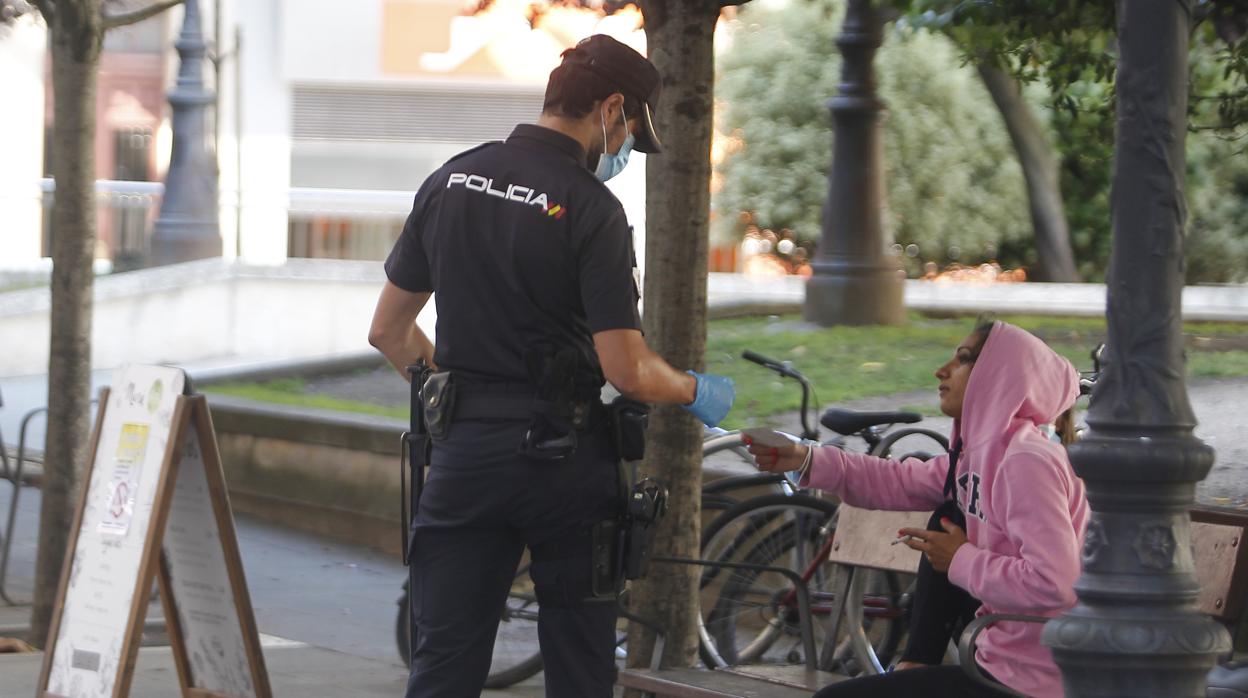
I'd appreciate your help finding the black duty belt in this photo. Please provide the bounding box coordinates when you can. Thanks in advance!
[451,392,605,430]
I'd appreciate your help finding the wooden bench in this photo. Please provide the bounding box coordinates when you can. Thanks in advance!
[617,505,927,696]
[618,504,1248,698]
[958,505,1248,695]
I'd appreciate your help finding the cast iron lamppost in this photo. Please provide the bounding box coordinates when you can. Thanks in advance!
[150,0,221,266]
[803,0,904,326]
[1043,2,1231,695]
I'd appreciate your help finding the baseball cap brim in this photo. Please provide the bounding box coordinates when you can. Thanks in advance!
[634,101,662,154]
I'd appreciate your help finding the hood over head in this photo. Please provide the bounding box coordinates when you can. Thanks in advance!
[953,321,1079,449]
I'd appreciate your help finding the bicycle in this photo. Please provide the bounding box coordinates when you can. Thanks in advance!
[695,350,948,673]
[394,350,948,685]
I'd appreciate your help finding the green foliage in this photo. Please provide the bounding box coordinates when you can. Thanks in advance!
[714,0,1030,272]
[1186,130,1248,284]
[891,0,1248,282]
[894,1,1248,136]
[1047,84,1114,280]
[1042,41,1248,283]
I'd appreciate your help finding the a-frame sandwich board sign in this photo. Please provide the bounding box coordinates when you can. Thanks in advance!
[38,365,271,698]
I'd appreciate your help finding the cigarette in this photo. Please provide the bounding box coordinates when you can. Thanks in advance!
[891,534,915,546]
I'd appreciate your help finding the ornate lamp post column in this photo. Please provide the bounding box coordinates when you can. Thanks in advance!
[150,0,221,266]
[1043,2,1231,695]
[803,0,904,326]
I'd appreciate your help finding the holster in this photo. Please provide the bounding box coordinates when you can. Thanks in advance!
[620,477,667,580]
[589,476,668,599]
[518,343,581,460]
[588,398,663,598]
[400,361,435,566]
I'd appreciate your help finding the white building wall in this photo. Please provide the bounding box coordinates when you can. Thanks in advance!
[0,18,48,267]
[280,0,382,83]
[234,0,291,264]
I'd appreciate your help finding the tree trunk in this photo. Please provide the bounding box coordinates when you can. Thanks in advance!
[31,2,103,648]
[625,0,719,678]
[976,62,1081,282]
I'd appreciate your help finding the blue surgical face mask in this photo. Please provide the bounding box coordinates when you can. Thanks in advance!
[594,108,633,182]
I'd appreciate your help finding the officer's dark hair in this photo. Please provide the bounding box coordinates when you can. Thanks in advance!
[542,60,643,121]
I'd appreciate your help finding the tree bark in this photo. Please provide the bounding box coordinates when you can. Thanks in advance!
[976,62,1081,282]
[30,0,103,648]
[626,0,719,678]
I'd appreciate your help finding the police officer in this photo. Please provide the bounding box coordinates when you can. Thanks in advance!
[368,34,735,698]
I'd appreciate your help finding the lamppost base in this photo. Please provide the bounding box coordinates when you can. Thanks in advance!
[803,261,904,326]
[150,218,222,267]
[1045,606,1229,697]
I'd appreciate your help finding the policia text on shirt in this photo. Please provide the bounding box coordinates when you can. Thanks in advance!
[367,34,735,698]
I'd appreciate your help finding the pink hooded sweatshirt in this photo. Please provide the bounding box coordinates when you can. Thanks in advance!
[804,321,1088,697]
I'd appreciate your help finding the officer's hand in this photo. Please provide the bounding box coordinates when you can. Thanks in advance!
[682,371,735,427]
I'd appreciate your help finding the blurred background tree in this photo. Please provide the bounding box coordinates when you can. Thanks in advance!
[715,0,1248,283]
[897,0,1248,283]
[714,0,1031,278]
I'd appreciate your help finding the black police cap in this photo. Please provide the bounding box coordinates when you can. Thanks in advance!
[561,34,663,154]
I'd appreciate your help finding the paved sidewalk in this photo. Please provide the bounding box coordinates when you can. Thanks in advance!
[0,636,554,698]
[0,644,412,698]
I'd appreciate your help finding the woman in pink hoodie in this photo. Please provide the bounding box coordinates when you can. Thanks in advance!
[748,319,1088,697]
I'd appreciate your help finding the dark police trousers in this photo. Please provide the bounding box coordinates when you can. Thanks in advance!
[405,415,620,698]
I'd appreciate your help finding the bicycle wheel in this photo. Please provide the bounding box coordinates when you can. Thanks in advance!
[484,561,545,688]
[697,495,906,672]
[870,427,948,461]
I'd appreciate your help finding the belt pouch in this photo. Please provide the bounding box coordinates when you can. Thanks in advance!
[422,371,456,440]
[609,396,650,462]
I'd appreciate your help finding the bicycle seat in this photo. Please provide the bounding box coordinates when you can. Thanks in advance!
[1209,662,1248,697]
[819,407,922,436]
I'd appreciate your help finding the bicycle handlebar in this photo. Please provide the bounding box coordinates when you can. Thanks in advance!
[741,350,800,378]
[740,350,818,441]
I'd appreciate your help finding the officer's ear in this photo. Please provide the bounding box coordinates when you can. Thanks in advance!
[601,92,627,124]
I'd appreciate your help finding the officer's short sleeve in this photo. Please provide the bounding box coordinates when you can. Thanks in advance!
[577,204,642,333]
[384,187,435,293]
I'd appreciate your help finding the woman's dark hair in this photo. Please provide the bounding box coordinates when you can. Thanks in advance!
[542,60,643,120]
[967,313,996,362]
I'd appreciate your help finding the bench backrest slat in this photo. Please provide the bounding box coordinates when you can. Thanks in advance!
[826,505,926,574]
[1192,509,1248,621]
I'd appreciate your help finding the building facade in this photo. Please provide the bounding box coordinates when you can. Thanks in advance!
[0,0,648,272]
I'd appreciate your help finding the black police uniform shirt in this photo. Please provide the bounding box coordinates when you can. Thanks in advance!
[384,124,642,390]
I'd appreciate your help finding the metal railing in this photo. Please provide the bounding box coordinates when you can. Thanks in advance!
[39,179,164,271]
[287,187,410,262]
[28,179,411,266]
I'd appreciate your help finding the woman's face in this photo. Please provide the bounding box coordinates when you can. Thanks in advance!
[934,330,984,420]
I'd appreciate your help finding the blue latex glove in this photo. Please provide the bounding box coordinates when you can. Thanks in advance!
[683,371,735,428]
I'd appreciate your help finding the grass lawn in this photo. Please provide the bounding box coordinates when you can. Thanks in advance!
[205,378,410,420]
[206,312,1248,429]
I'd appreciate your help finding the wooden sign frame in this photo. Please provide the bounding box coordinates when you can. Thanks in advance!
[38,375,271,698]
